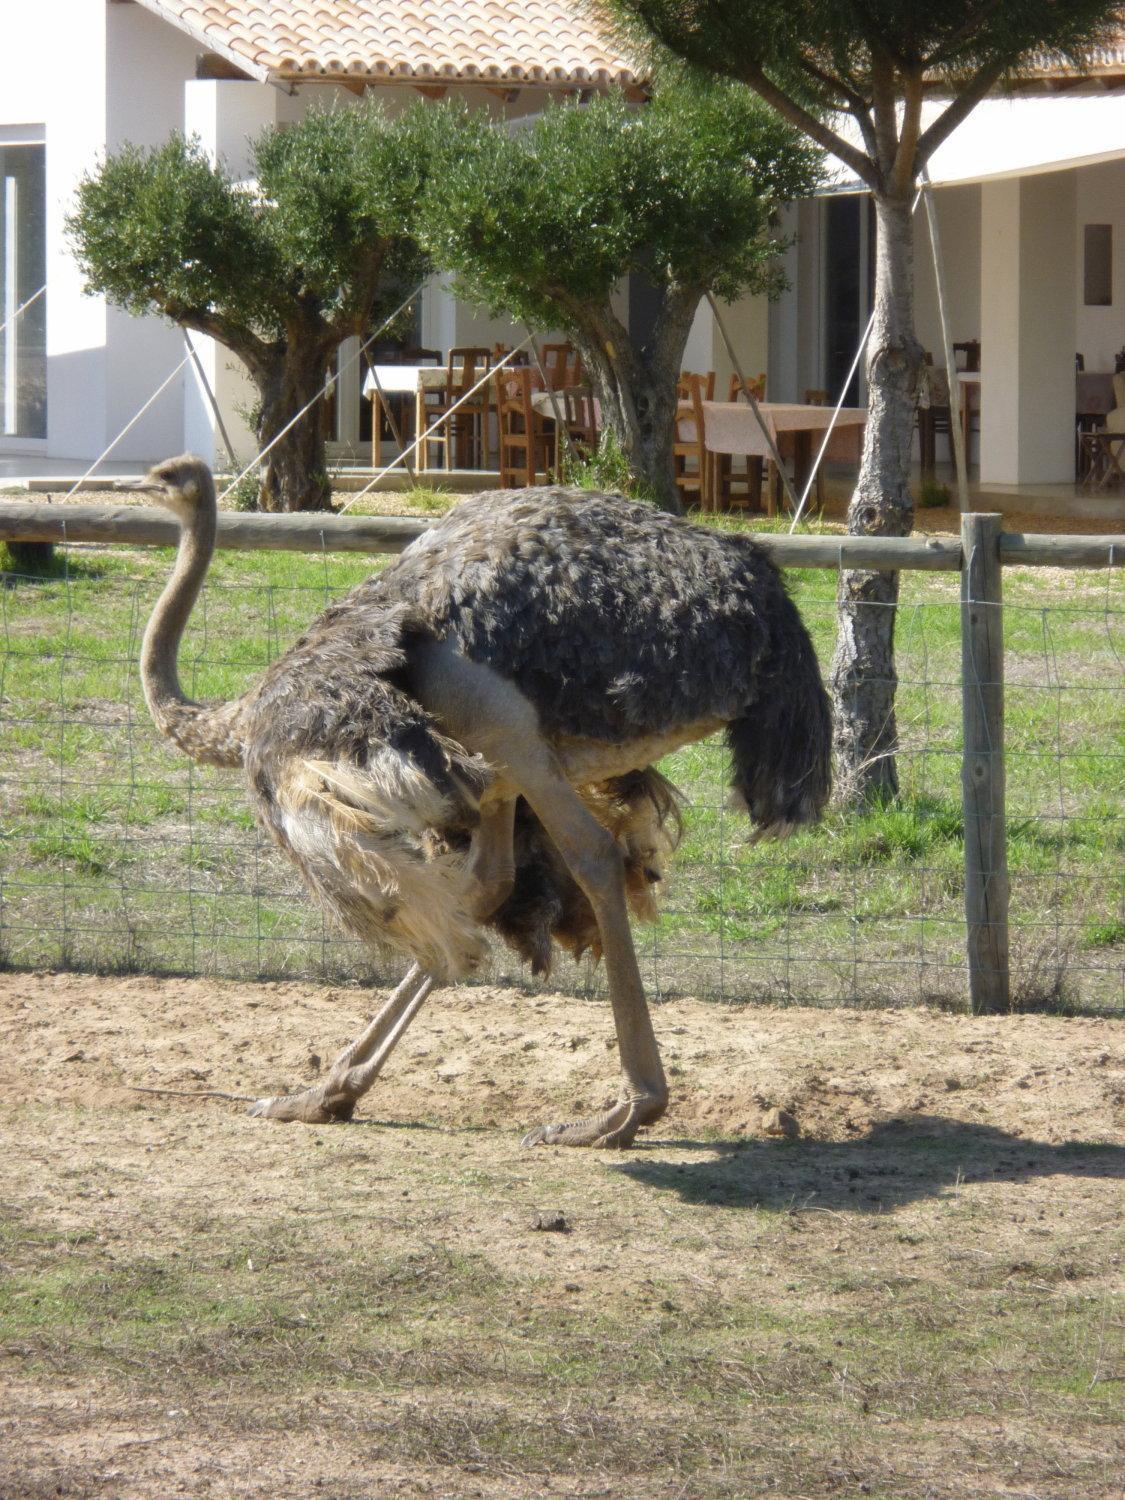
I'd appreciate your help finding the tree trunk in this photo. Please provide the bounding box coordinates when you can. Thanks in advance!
[254,344,334,513]
[829,188,922,806]
[571,291,699,515]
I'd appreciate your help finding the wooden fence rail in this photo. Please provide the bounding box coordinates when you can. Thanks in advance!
[0,501,1120,571]
[1,500,1121,1013]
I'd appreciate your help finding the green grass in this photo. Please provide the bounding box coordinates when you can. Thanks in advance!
[0,533,1120,1010]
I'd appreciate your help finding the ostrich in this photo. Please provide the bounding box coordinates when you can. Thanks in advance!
[132,455,831,1147]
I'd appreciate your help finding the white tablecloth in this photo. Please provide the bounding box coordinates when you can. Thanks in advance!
[699,401,867,461]
[362,365,447,397]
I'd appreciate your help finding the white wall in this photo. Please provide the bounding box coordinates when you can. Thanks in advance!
[980,170,1077,485]
[0,1,198,462]
[0,1,107,457]
[104,3,199,461]
[1075,159,1125,372]
[913,183,982,359]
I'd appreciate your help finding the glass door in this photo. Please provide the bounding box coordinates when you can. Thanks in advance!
[0,143,46,440]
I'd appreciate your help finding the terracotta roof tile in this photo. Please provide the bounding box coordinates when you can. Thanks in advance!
[133,0,641,89]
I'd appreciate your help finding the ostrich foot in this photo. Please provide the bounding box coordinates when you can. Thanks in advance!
[522,1092,667,1150]
[248,967,434,1126]
[248,1087,357,1124]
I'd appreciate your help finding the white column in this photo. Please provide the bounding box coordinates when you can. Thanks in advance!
[980,171,1077,486]
[181,81,278,466]
[768,203,800,403]
[335,336,361,450]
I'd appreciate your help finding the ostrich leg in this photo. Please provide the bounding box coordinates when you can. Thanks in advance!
[406,641,669,1149]
[249,965,435,1123]
[517,762,668,1147]
[249,802,516,1125]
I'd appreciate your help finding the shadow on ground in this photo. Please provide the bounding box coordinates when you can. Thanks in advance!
[610,1115,1124,1213]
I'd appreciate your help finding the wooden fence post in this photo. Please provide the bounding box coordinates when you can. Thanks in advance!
[961,512,1010,1012]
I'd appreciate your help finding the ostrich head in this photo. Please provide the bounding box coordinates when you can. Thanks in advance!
[122,454,216,522]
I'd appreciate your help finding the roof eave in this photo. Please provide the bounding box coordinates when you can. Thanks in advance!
[130,0,272,83]
[267,71,643,91]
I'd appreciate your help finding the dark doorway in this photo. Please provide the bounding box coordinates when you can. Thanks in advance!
[824,194,862,407]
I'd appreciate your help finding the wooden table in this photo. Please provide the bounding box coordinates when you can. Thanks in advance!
[362,365,447,469]
[700,401,867,513]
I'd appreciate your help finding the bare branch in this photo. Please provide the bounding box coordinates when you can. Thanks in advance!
[737,64,879,188]
[916,58,1008,167]
[890,69,925,197]
[797,57,870,115]
[165,303,273,370]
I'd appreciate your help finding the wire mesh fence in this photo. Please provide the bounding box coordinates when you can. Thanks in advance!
[0,537,1121,1013]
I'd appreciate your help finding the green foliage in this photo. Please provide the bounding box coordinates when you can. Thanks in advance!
[561,431,657,503]
[918,480,952,509]
[67,101,434,349]
[221,468,263,513]
[608,2,1124,112]
[67,134,275,334]
[420,80,822,332]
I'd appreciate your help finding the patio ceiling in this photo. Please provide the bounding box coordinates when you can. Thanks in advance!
[129,0,643,92]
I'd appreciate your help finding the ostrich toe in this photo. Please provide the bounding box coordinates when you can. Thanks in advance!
[521,1093,666,1149]
[248,1087,357,1124]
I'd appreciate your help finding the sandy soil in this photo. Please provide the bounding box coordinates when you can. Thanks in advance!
[1,970,1122,1499]
[1,970,1122,1152]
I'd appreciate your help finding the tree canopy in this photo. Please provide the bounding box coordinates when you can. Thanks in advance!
[604,0,1124,800]
[421,80,821,508]
[424,80,819,329]
[68,103,434,510]
[604,2,1124,196]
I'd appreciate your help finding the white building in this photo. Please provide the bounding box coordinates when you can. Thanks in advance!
[1,1,1123,493]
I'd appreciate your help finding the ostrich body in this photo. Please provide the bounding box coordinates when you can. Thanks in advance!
[135,456,831,1146]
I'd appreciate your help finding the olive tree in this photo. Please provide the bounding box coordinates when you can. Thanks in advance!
[606,0,1123,798]
[68,104,431,511]
[421,82,821,512]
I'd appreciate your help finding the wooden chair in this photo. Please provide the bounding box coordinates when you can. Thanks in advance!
[952,339,980,372]
[673,372,714,510]
[917,353,953,479]
[542,342,582,390]
[800,390,831,510]
[426,347,492,469]
[728,372,766,402]
[559,387,598,468]
[495,366,553,487]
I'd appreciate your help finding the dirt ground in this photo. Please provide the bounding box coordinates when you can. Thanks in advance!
[1,970,1122,1499]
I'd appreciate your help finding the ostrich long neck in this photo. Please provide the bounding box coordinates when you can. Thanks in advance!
[140,495,244,768]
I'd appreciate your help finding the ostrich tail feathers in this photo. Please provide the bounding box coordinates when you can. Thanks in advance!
[726,623,832,841]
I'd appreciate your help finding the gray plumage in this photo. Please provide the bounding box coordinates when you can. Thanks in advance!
[139,465,830,982]
[136,460,834,1137]
[248,486,831,830]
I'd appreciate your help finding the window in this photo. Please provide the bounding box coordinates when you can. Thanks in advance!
[0,142,46,439]
[1083,223,1112,308]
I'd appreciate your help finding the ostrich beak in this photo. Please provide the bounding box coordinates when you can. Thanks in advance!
[114,477,159,493]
